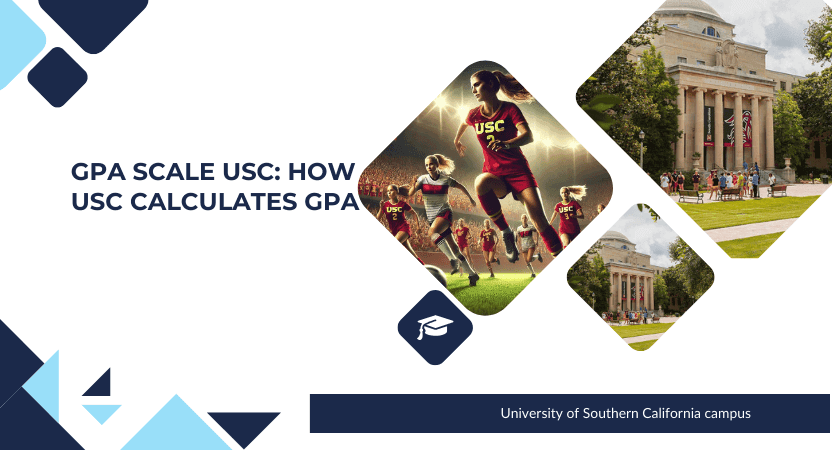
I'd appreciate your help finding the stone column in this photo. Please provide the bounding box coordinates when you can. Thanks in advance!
[733,93,744,169]
[676,86,687,170]
[610,271,616,310]
[750,95,761,167]
[625,273,631,311]
[714,91,725,170]
[648,277,654,310]
[694,87,706,170]
[765,97,775,169]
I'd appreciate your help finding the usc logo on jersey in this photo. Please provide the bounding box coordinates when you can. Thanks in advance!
[474,120,505,135]
[386,206,403,213]
[558,205,574,214]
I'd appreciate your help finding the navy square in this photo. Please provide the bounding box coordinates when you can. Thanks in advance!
[398,291,473,365]
[28,48,88,108]
[39,0,148,54]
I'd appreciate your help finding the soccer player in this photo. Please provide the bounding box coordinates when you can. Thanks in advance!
[454,219,473,277]
[376,185,424,265]
[515,214,540,277]
[550,186,586,248]
[479,219,501,278]
[405,154,480,286]
[453,69,563,264]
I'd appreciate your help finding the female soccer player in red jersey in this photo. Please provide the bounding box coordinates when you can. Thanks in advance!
[550,185,586,248]
[515,214,541,277]
[479,219,501,278]
[453,70,562,264]
[376,184,424,265]
[405,154,480,286]
[454,219,473,276]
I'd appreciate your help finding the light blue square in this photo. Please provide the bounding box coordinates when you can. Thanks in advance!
[0,0,46,90]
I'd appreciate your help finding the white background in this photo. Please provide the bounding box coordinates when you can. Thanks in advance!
[0,0,830,448]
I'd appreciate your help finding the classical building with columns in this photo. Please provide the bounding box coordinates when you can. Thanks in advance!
[595,231,666,312]
[647,0,809,172]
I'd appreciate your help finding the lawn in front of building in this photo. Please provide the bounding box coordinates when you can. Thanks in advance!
[677,196,819,230]
[629,340,658,351]
[717,231,784,258]
[612,323,674,339]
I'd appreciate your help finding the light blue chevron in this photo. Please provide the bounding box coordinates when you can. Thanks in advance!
[22,350,59,422]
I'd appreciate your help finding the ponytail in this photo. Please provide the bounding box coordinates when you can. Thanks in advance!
[473,70,534,103]
[562,185,587,201]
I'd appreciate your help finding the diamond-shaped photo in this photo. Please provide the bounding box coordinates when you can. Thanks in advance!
[576,0,832,258]
[567,204,714,351]
[360,61,613,315]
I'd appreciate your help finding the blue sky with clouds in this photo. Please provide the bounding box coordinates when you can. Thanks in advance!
[705,0,828,75]
[608,204,679,267]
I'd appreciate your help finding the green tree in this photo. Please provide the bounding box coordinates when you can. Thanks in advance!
[652,274,669,310]
[772,90,810,169]
[567,246,611,313]
[792,68,832,154]
[662,266,692,310]
[668,237,714,299]
[633,45,683,176]
[576,18,666,160]
[805,6,832,65]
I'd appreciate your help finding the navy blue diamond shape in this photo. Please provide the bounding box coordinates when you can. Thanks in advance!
[398,291,473,365]
[28,48,88,108]
[39,0,148,54]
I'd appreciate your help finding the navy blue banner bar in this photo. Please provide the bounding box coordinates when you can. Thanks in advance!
[310,394,829,433]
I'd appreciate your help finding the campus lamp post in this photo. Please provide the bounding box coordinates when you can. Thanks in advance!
[639,130,645,170]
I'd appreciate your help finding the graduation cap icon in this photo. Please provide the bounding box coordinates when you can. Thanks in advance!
[417,315,454,340]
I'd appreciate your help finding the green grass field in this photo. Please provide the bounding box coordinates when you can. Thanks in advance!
[447,272,534,315]
[629,339,658,351]
[612,323,674,338]
[677,195,819,230]
[717,231,784,258]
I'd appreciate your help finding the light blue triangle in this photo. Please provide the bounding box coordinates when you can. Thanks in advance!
[83,404,121,424]
[22,350,59,422]
[121,395,231,450]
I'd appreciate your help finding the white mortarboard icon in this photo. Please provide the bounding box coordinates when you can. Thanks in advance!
[417,316,454,340]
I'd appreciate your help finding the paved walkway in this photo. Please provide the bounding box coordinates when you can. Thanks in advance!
[706,218,796,242]
[623,333,665,344]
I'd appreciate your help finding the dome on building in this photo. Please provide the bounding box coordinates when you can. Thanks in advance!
[600,231,635,245]
[656,0,723,21]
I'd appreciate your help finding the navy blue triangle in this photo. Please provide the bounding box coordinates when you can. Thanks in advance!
[82,369,110,397]
[0,388,85,449]
[208,412,279,449]
[0,318,43,407]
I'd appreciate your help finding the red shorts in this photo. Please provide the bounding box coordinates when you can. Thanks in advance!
[433,209,453,223]
[457,239,468,249]
[482,242,495,253]
[390,223,411,237]
[560,230,580,242]
[496,171,538,201]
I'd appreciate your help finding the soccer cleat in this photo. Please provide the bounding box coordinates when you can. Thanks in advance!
[450,259,460,275]
[469,273,480,286]
[537,253,543,263]
[531,273,536,278]
[489,273,495,278]
[503,231,519,263]
[495,257,500,265]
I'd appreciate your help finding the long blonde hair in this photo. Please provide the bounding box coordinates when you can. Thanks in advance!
[561,185,587,201]
[427,154,455,175]
[472,70,534,103]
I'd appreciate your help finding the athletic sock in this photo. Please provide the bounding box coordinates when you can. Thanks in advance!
[455,253,476,275]
[540,225,562,256]
[478,191,509,230]
[436,239,456,261]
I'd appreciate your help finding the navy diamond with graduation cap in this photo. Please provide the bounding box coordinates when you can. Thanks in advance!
[398,291,473,365]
